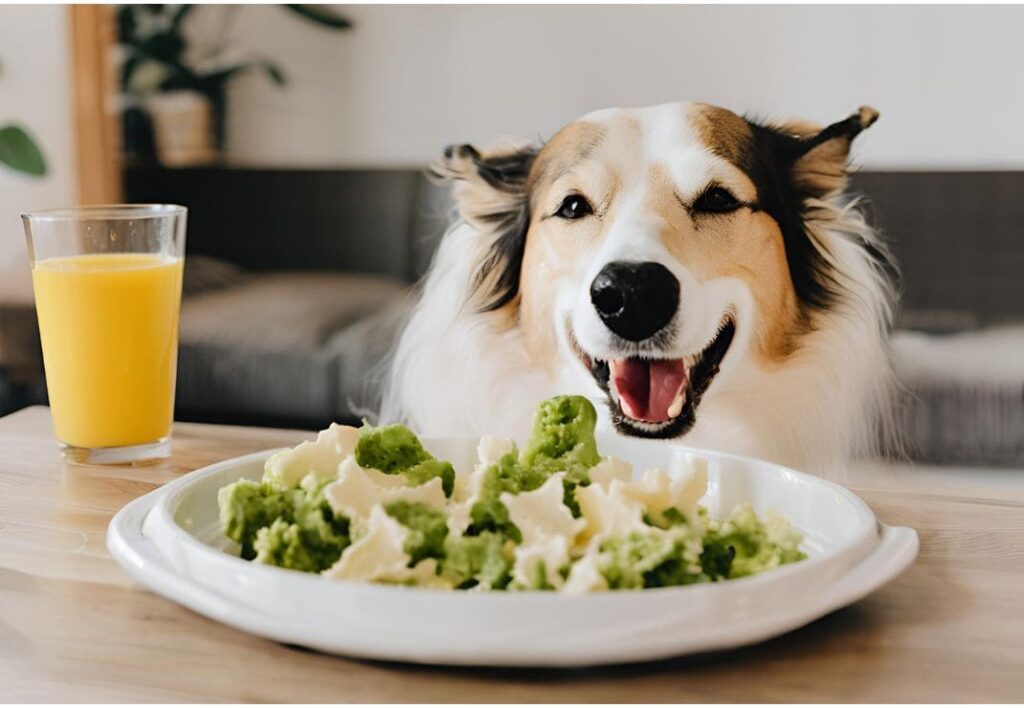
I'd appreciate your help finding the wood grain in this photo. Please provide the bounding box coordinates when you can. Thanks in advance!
[68,5,123,205]
[0,406,1021,702]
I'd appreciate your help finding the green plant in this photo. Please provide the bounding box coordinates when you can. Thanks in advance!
[0,125,46,177]
[118,5,351,149]
[0,60,46,177]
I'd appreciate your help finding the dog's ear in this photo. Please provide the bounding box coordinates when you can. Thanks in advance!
[432,142,538,229]
[432,142,539,311]
[744,107,879,311]
[785,106,879,198]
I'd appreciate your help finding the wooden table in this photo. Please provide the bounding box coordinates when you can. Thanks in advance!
[1,406,1022,702]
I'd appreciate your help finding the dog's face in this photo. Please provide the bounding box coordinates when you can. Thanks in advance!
[438,102,877,438]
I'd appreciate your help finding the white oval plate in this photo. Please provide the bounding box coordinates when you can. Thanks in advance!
[107,437,918,667]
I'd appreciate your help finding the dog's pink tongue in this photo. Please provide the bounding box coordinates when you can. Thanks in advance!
[610,358,687,423]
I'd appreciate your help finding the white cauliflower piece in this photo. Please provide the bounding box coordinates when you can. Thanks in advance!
[500,474,584,546]
[446,499,474,537]
[445,436,518,535]
[263,423,359,487]
[477,435,516,468]
[511,535,571,590]
[561,550,609,594]
[576,480,648,544]
[624,457,708,528]
[325,457,446,523]
[588,456,633,487]
[323,505,411,582]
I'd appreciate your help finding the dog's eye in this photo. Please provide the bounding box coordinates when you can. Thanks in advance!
[555,194,593,220]
[692,186,741,214]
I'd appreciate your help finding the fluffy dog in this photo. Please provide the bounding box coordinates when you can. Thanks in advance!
[380,102,897,475]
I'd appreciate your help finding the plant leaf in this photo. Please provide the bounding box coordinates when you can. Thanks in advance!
[116,5,137,43]
[195,64,250,86]
[260,61,287,86]
[0,125,46,177]
[170,4,195,32]
[134,31,187,65]
[283,4,352,30]
[196,61,287,89]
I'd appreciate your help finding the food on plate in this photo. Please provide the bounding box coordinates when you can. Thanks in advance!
[218,395,805,592]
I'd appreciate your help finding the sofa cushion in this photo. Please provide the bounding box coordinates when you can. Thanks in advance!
[176,272,405,423]
[891,326,1024,466]
[0,255,244,375]
[182,254,247,296]
[325,289,415,421]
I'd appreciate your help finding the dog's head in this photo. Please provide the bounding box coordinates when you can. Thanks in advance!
[435,102,879,438]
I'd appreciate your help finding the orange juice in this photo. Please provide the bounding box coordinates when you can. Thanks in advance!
[32,253,184,449]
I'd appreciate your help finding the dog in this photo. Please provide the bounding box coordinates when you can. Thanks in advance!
[379,102,898,475]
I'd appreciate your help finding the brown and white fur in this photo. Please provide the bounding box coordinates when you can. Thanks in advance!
[379,102,897,476]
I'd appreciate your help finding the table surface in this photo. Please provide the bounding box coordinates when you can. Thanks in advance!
[1,406,1022,702]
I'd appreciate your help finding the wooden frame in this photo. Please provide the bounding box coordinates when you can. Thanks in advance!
[68,4,122,204]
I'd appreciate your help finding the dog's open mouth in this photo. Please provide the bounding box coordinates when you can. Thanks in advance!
[569,315,736,438]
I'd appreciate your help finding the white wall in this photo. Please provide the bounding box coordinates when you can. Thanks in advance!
[214,5,1024,170]
[0,5,74,269]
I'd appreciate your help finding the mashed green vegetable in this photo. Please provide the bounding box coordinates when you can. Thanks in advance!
[385,500,448,565]
[355,424,455,496]
[469,395,600,535]
[468,447,547,539]
[217,394,806,589]
[520,394,600,479]
[219,474,349,570]
[600,531,696,589]
[706,503,806,578]
[442,532,512,589]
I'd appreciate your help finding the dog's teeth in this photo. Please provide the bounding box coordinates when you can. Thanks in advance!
[667,390,686,419]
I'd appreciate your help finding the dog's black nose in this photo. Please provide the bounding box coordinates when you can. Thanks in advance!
[590,261,680,342]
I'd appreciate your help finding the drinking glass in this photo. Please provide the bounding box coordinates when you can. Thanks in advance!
[22,205,187,464]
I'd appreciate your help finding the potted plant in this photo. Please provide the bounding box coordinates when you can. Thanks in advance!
[117,4,351,166]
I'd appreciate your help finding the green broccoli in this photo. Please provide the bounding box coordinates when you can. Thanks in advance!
[469,447,548,539]
[355,423,455,496]
[218,479,290,559]
[385,500,449,565]
[254,519,333,572]
[706,503,806,578]
[441,532,512,590]
[219,474,350,570]
[599,524,719,589]
[468,395,602,535]
[599,531,682,589]
[698,536,736,581]
[520,395,600,484]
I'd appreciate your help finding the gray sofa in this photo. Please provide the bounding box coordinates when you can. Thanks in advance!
[1,168,1022,466]
[890,327,1024,466]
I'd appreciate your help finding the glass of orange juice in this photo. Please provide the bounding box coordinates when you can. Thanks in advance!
[22,205,186,464]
